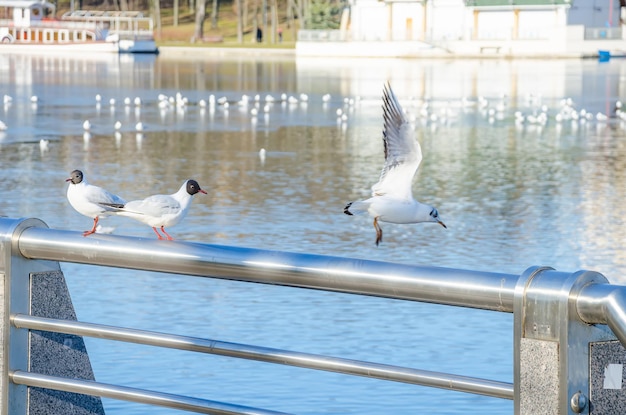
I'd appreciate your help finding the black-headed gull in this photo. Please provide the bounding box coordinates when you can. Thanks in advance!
[66,169,126,237]
[102,180,206,240]
[344,83,446,246]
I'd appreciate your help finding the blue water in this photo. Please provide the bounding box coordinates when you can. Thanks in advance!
[2,52,626,414]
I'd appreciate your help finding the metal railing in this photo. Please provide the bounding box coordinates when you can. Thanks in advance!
[297,30,348,42]
[3,26,96,43]
[1,216,626,414]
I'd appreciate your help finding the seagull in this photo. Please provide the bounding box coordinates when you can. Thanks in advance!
[101,180,206,240]
[343,82,446,246]
[39,138,49,153]
[66,169,126,237]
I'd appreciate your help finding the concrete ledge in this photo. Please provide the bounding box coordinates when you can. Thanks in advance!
[29,271,105,415]
[158,46,296,59]
[590,341,626,414]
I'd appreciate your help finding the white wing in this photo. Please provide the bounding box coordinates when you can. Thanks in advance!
[371,82,422,200]
[123,195,181,218]
[83,184,125,205]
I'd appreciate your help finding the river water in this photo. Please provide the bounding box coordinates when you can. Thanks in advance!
[1,51,626,414]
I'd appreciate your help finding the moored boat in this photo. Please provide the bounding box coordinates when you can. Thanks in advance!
[0,0,158,53]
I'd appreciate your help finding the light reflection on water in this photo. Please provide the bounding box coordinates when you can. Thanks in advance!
[2,53,626,414]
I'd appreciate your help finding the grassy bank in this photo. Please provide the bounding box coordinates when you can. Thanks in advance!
[154,7,298,48]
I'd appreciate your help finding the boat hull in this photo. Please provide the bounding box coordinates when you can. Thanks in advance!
[0,40,158,54]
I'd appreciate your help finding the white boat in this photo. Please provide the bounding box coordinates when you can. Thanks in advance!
[0,0,158,53]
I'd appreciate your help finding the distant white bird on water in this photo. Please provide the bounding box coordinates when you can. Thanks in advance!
[39,139,49,153]
[0,120,7,130]
[66,169,126,237]
[101,180,207,240]
[344,82,446,246]
[83,120,91,130]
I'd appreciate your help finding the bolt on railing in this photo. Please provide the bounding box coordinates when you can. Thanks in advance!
[1,216,626,414]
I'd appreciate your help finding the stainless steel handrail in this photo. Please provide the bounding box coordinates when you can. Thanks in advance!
[10,371,291,415]
[15,224,626,350]
[12,314,514,399]
[575,283,626,345]
[17,227,519,312]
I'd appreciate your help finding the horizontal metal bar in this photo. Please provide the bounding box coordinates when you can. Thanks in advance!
[15,224,518,312]
[576,284,626,346]
[10,370,291,415]
[12,314,514,400]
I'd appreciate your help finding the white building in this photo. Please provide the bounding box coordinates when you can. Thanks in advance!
[297,0,626,58]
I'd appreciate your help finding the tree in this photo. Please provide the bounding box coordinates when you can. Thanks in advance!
[210,0,219,29]
[150,0,162,37]
[270,0,277,43]
[308,0,344,30]
[193,0,207,41]
[173,0,179,26]
[235,0,243,43]
[292,0,308,31]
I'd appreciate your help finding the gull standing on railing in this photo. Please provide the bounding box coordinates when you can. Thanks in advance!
[66,169,126,237]
[344,83,446,246]
[101,180,207,240]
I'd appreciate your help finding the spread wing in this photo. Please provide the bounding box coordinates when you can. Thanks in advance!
[371,82,422,200]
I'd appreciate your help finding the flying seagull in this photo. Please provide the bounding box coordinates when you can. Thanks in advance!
[344,83,446,245]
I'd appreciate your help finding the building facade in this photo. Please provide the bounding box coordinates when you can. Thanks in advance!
[297,0,626,57]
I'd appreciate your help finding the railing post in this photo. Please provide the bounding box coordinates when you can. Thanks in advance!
[0,217,50,415]
[514,266,618,414]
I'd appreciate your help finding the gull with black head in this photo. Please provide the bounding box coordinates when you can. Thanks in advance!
[66,169,126,237]
[344,82,446,246]
[101,179,207,240]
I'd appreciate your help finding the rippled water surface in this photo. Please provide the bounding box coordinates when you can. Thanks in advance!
[2,52,626,414]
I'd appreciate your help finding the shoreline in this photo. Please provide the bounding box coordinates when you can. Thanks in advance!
[157,44,599,60]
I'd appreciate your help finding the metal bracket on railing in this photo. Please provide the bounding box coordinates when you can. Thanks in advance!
[0,217,55,415]
[514,266,620,415]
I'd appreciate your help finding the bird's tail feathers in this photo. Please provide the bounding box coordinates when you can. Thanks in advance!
[344,201,369,216]
[98,202,146,216]
[99,202,125,210]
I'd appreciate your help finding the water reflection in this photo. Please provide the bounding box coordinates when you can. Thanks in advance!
[2,53,626,414]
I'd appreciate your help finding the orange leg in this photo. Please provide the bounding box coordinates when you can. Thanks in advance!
[152,227,166,240]
[160,226,174,241]
[373,217,383,246]
[83,217,99,237]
